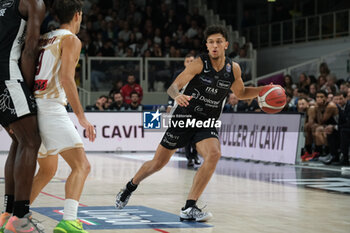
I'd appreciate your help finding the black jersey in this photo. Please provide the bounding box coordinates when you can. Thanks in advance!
[172,54,235,120]
[0,0,26,81]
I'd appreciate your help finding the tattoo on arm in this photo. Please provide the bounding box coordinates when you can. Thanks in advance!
[167,83,180,99]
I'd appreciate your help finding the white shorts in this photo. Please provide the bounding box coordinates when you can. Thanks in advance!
[36,99,83,158]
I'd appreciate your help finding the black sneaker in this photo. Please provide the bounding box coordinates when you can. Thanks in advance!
[115,188,131,209]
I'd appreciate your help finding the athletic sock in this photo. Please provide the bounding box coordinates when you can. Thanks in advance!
[120,179,138,202]
[184,200,197,209]
[13,200,30,218]
[126,179,138,192]
[4,194,14,214]
[63,199,79,221]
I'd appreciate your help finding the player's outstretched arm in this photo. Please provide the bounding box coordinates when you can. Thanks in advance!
[230,62,264,100]
[60,35,95,142]
[167,58,202,107]
[20,0,46,89]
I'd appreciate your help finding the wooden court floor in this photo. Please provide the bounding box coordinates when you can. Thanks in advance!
[0,152,349,233]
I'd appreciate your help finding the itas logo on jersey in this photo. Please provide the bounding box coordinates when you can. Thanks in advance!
[205,87,218,95]
[143,110,161,129]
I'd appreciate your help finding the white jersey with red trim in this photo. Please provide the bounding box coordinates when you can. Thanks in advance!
[34,29,74,105]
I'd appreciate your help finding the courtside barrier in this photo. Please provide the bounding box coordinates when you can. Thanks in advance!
[0,112,304,164]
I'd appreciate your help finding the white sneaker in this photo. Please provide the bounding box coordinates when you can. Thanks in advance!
[180,206,212,222]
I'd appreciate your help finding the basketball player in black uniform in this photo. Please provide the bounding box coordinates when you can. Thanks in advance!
[115,25,266,221]
[0,0,47,231]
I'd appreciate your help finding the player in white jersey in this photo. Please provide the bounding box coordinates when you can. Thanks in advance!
[30,1,95,232]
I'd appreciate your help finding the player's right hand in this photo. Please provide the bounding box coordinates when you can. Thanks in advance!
[79,118,96,142]
[175,94,193,107]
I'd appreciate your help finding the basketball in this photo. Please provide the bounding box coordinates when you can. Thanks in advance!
[258,85,287,114]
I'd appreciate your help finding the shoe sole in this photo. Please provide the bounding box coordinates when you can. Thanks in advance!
[180,215,212,222]
[53,227,68,233]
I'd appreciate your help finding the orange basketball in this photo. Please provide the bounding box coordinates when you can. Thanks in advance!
[258,85,286,114]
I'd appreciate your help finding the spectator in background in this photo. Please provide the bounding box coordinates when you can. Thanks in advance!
[297,98,309,113]
[307,75,317,86]
[238,47,247,58]
[290,87,299,107]
[104,97,114,110]
[309,83,317,100]
[121,74,143,104]
[317,75,327,90]
[109,92,129,111]
[330,92,350,165]
[101,39,115,56]
[186,20,199,39]
[298,88,311,102]
[128,92,143,111]
[115,40,126,57]
[327,92,334,103]
[86,95,108,111]
[320,92,349,165]
[109,80,124,96]
[240,98,260,112]
[224,93,245,113]
[283,74,296,95]
[319,62,330,78]
[118,21,131,43]
[298,73,309,90]
[282,92,296,112]
[304,91,338,161]
[84,35,98,56]
[324,74,339,93]
[348,88,350,101]
[228,42,240,58]
[339,81,349,93]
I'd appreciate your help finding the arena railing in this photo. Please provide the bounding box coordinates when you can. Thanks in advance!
[255,47,350,85]
[81,56,256,107]
[243,9,350,48]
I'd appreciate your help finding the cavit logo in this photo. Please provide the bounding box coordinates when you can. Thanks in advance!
[143,110,161,129]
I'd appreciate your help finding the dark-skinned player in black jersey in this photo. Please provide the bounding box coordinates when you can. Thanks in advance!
[0,0,51,232]
[115,25,267,222]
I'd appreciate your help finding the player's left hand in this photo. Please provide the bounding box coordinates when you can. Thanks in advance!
[175,94,193,107]
[79,117,96,142]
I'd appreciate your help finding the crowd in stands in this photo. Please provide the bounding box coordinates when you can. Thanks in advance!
[281,63,350,166]
[222,62,350,166]
[85,73,144,111]
[44,0,252,60]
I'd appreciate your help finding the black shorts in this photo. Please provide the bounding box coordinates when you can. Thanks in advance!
[160,127,219,150]
[0,80,37,127]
